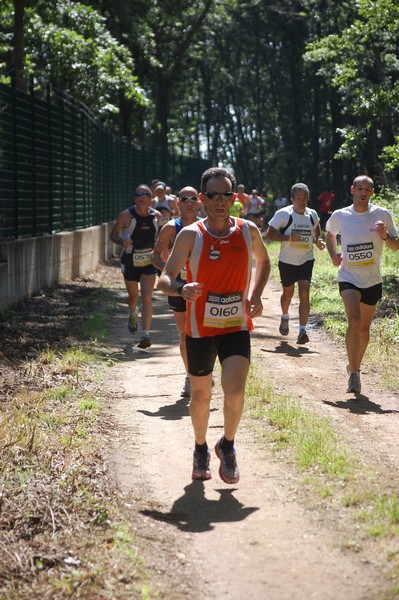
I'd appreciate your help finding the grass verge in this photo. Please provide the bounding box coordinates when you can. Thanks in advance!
[0,285,152,599]
[245,363,399,596]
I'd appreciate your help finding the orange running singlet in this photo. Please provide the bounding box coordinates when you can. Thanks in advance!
[186,218,254,338]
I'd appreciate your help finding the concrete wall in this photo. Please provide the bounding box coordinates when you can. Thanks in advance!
[0,221,117,313]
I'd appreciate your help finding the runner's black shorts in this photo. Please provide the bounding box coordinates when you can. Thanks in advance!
[338,282,382,306]
[168,295,186,312]
[121,255,157,282]
[186,330,251,376]
[278,259,315,287]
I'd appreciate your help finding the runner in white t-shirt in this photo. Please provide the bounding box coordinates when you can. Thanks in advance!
[265,183,325,344]
[326,174,399,394]
[273,192,289,211]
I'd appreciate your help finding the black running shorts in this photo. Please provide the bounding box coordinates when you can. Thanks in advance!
[338,282,382,306]
[121,255,157,282]
[168,295,186,313]
[186,330,251,376]
[278,259,315,287]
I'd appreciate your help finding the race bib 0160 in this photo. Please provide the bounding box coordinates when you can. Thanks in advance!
[203,291,243,328]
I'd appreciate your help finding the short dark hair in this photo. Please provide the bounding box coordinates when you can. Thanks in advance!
[200,167,236,193]
[352,175,374,188]
[135,184,152,195]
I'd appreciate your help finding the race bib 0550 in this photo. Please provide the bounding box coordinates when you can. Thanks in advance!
[346,242,375,268]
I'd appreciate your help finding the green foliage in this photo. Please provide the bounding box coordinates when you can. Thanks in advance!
[5,0,147,118]
[381,137,399,172]
[372,186,399,220]
[0,0,13,81]
[2,0,399,189]
[305,0,399,177]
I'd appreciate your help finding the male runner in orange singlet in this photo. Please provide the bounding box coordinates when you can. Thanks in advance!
[159,167,270,483]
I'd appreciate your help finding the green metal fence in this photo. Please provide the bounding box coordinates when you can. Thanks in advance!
[0,81,210,240]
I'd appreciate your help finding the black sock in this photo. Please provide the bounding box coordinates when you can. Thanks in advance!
[220,436,234,452]
[195,442,208,454]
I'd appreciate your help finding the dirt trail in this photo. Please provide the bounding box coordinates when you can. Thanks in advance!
[102,263,399,600]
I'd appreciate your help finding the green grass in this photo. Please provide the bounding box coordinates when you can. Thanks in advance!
[245,365,352,480]
[81,310,110,340]
[245,364,399,544]
[45,384,74,400]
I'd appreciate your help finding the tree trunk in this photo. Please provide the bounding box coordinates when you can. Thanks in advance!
[154,80,171,173]
[13,0,26,92]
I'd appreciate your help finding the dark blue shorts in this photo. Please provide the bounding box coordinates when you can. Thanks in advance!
[186,330,251,376]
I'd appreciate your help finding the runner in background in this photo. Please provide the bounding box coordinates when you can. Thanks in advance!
[245,188,266,229]
[326,174,399,393]
[236,184,249,212]
[153,181,179,225]
[318,187,335,230]
[109,184,162,349]
[273,190,289,212]
[265,182,325,344]
[151,186,200,397]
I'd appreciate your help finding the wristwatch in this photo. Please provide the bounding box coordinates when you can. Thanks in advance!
[176,283,185,296]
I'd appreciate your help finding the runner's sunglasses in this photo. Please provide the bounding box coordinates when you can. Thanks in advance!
[204,192,234,200]
[135,191,151,197]
[179,196,198,202]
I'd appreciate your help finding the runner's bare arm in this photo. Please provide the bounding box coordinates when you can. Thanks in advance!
[150,221,175,271]
[264,225,301,243]
[326,231,342,266]
[313,223,326,250]
[109,209,133,249]
[375,220,399,251]
[247,222,271,318]
[158,229,203,299]
[264,225,283,242]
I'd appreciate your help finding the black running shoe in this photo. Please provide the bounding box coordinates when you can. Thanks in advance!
[137,335,151,349]
[297,330,309,344]
[214,439,239,484]
[192,450,211,480]
[347,372,361,393]
[279,317,289,336]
